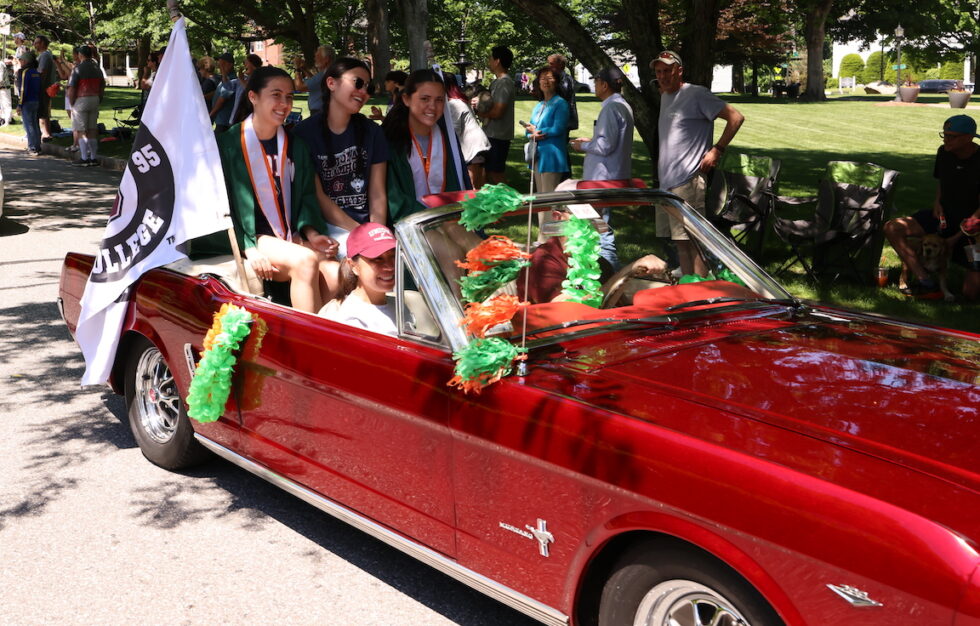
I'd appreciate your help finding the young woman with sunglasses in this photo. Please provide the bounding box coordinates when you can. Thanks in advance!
[382,69,471,222]
[292,57,388,257]
[198,66,340,313]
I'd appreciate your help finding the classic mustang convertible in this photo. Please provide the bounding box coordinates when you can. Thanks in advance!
[59,188,980,625]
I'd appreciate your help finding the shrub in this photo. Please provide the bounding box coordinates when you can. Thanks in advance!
[941,60,965,80]
[863,51,888,84]
[924,67,941,80]
[839,53,865,80]
[826,77,839,89]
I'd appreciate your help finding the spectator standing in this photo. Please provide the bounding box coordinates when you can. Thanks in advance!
[570,67,634,268]
[293,45,335,117]
[56,47,80,152]
[473,45,516,185]
[884,115,980,301]
[33,35,57,141]
[138,50,159,108]
[198,56,217,107]
[526,66,570,239]
[12,33,27,63]
[210,52,237,133]
[67,45,105,167]
[369,70,407,121]
[443,73,490,190]
[651,50,744,277]
[0,56,11,126]
[548,53,578,133]
[231,54,262,123]
[17,51,41,154]
[293,57,389,256]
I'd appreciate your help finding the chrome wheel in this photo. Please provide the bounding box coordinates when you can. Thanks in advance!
[133,347,181,444]
[633,580,749,626]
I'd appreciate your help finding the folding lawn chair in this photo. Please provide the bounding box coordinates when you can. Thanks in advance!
[772,161,899,284]
[706,151,781,258]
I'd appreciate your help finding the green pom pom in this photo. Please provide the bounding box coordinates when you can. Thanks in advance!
[459,184,529,231]
[451,337,526,386]
[560,217,603,307]
[459,259,528,303]
[715,267,747,287]
[678,273,709,284]
[186,307,254,423]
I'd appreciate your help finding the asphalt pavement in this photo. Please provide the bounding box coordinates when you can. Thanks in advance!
[0,146,537,625]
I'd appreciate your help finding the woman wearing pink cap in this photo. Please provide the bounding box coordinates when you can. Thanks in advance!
[320,222,398,335]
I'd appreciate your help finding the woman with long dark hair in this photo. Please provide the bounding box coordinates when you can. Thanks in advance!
[383,69,471,222]
[292,57,388,257]
[215,65,340,313]
[443,73,490,190]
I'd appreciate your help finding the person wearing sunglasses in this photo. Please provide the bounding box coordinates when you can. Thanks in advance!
[293,57,389,258]
[383,69,472,222]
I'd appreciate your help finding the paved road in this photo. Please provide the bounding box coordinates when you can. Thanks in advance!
[0,148,538,625]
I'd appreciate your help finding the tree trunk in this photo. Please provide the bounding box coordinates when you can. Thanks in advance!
[507,0,662,175]
[732,62,744,93]
[679,0,721,88]
[365,0,391,92]
[283,0,319,61]
[396,0,429,71]
[801,0,833,101]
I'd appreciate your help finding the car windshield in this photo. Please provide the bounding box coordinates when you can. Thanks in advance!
[396,189,796,350]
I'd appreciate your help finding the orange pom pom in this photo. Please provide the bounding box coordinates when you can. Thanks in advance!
[201,302,231,354]
[455,236,529,272]
[459,294,527,338]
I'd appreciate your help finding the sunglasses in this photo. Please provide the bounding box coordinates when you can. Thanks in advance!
[344,76,368,91]
[939,132,967,140]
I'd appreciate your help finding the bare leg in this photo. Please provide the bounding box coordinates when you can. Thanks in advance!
[884,217,928,285]
[317,258,341,304]
[487,170,506,185]
[676,240,707,277]
[468,163,485,190]
[964,270,980,301]
[255,236,321,313]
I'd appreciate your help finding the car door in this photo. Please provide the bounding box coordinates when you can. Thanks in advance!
[229,293,457,556]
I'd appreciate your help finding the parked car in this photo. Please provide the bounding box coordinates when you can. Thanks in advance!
[918,79,963,93]
[574,80,592,93]
[58,188,980,626]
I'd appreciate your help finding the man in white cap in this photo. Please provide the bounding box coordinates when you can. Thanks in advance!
[652,50,744,277]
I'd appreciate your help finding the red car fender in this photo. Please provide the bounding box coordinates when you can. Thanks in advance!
[563,509,802,625]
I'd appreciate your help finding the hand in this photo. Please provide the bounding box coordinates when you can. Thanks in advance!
[470,96,479,108]
[307,232,339,259]
[570,138,588,152]
[244,250,278,280]
[631,254,668,277]
[699,147,723,172]
[369,105,383,120]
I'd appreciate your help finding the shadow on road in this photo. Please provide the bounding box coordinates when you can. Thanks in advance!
[0,216,30,236]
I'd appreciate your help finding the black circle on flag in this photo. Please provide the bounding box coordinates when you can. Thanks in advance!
[90,125,176,283]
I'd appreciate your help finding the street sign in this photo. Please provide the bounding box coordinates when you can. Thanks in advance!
[891,64,907,70]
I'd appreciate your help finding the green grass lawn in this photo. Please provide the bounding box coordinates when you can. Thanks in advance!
[13,87,976,332]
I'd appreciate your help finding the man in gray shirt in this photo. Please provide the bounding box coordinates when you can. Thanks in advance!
[653,50,744,276]
[293,45,335,117]
[473,45,516,185]
[571,67,633,268]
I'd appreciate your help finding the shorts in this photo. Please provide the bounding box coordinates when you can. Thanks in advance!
[657,172,707,240]
[483,138,510,173]
[38,88,51,119]
[912,209,980,270]
[71,96,99,132]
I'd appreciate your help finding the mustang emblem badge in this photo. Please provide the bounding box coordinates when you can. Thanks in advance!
[499,518,554,557]
[826,584,883,607]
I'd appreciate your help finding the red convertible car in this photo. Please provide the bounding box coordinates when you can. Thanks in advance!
[59,188,980,626]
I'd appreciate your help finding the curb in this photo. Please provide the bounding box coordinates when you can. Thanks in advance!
[0,128,127,171]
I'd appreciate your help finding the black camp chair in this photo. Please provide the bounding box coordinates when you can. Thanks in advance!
[772,161,899,284]
[707,152,781,258]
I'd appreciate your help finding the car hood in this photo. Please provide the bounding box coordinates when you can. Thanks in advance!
[533,311,980,492]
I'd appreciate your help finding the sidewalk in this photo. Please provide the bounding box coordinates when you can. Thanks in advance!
[0,126,127,171]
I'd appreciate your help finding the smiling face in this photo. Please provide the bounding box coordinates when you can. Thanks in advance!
[328,67,371,116]
[403,81,445,133]
[353,249,396,301]
[537,69,556,98]
[249,76,295,128]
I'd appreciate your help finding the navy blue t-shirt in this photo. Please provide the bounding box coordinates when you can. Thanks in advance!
[293,112,389,224]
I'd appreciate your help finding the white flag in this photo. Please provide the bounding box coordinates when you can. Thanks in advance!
[76,17,232,385]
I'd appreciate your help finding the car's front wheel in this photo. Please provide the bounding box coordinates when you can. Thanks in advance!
[598,542,782,626]
[125,336,210,470]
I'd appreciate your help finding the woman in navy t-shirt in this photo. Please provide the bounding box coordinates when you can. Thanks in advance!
[292,57,388,258]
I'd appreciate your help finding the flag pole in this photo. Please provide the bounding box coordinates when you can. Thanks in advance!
[166,0,256,296]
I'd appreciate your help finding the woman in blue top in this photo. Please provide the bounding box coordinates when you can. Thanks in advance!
[525,66,570,237]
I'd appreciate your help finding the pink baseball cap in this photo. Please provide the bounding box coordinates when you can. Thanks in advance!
[346,222,396,259]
